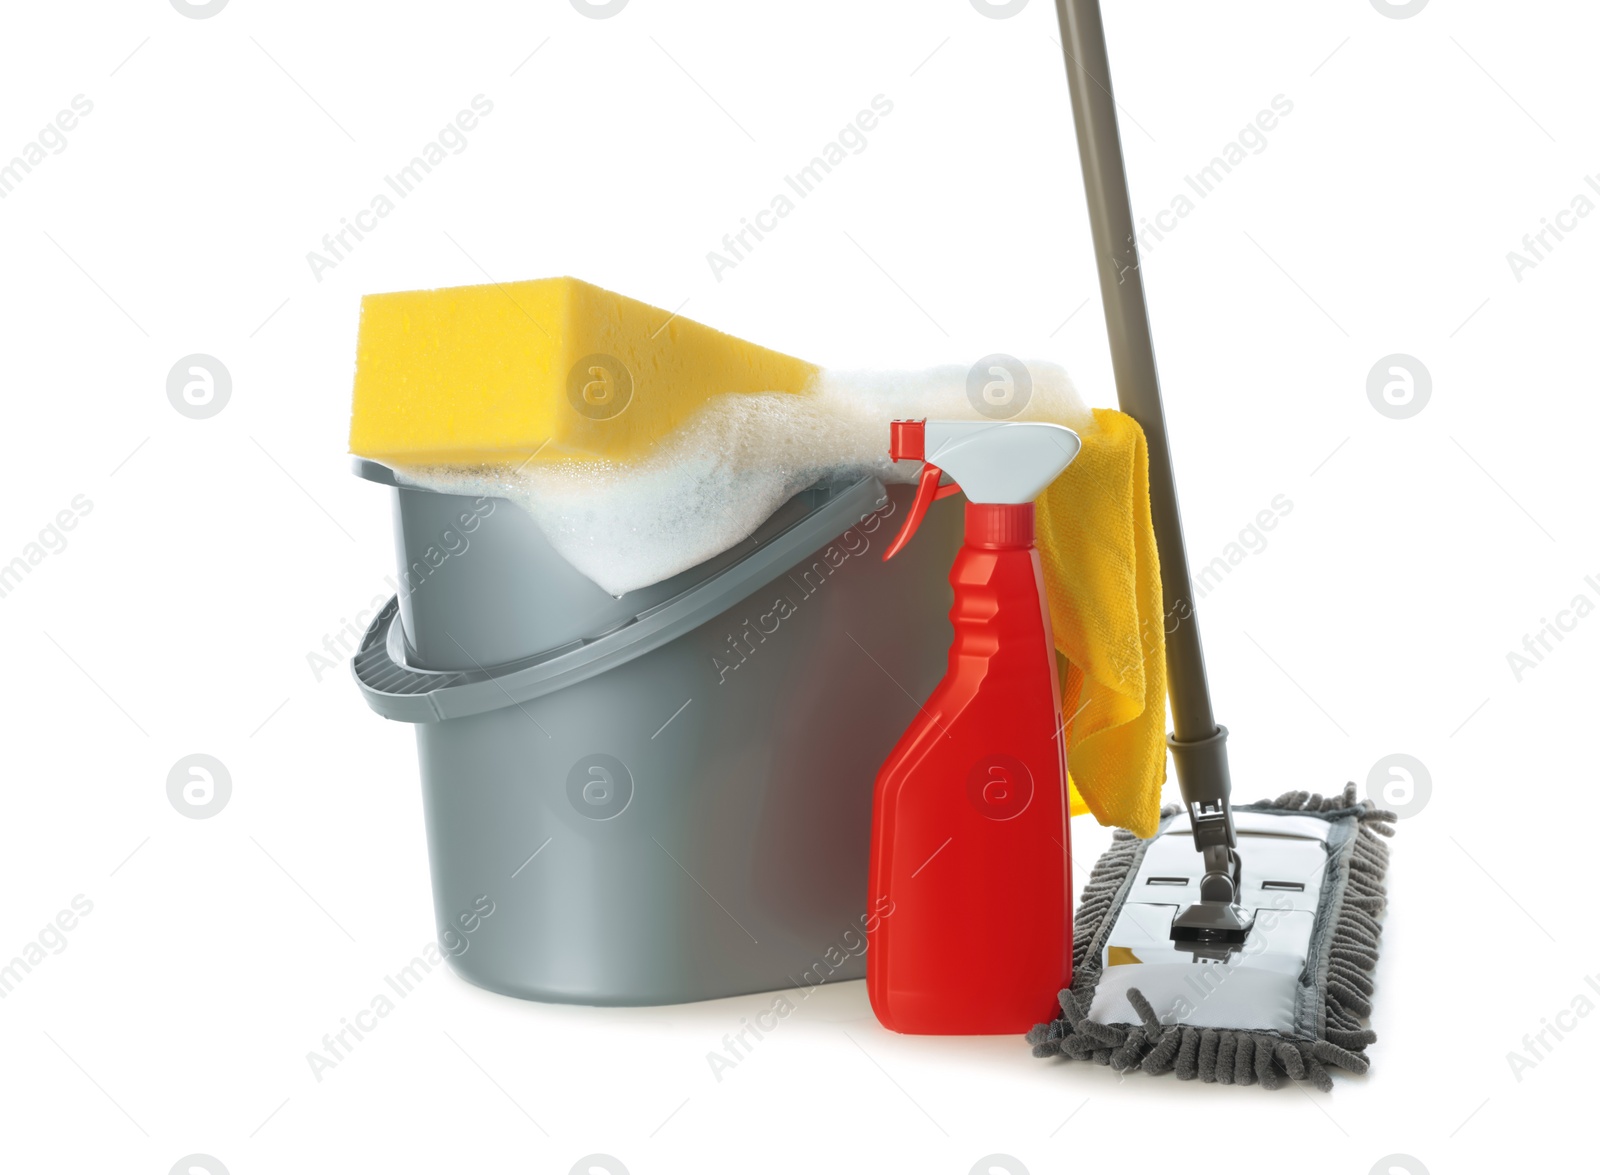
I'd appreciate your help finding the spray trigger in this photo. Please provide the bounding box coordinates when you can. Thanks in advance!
[884,419,961,561]
[883,463,961,561]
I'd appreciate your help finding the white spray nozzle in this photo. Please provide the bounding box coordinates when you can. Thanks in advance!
[922,420,1082,504]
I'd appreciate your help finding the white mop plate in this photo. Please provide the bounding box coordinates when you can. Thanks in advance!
[1087,811,1334,1033]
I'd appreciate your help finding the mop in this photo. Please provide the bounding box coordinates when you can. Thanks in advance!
[1028,788,1394,1087]
[1026,0,1396,1087]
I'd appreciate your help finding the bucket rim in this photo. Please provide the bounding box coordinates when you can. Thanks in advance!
[351,473,896,722]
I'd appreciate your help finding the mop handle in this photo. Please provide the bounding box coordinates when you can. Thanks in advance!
[1053,1,1234,798]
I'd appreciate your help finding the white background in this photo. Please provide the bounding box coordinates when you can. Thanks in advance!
[1,1,1594,1172]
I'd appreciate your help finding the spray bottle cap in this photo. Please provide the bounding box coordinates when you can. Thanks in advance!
[883,419,1081,560]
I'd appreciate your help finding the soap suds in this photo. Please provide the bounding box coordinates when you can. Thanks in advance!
[393,364,1090,596]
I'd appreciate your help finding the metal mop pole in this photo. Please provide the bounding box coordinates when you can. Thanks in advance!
[1053,0,1249,946]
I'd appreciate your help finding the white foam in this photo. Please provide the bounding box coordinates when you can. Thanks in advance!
[392,364,1091,596]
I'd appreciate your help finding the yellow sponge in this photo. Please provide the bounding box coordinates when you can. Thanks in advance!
[350,276,819,465]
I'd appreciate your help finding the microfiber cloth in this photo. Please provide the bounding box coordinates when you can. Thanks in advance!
[1036,408,1166,838]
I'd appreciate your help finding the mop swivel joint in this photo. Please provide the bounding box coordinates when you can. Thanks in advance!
[1166,725,1254,959]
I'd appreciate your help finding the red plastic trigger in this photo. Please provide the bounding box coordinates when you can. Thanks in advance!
[883,463,950,562]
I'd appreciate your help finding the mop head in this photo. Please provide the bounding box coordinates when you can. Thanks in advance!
[1028,784,1395,1089]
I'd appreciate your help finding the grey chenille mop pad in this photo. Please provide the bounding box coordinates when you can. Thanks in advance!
[1027,784,1395,1089]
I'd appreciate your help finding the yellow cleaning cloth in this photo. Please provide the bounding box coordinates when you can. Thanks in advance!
[1036,408,1166,839]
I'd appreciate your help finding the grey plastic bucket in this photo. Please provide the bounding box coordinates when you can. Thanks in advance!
[352,461,962,1005]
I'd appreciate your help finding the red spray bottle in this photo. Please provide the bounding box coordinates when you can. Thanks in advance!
[867,418,1082,1034]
